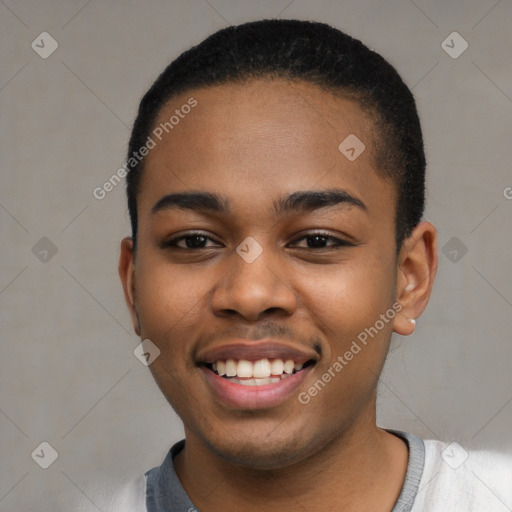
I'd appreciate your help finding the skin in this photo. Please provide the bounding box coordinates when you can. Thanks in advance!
[119,79,438,511]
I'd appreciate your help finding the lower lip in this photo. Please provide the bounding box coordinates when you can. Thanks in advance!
[201,366,314,410]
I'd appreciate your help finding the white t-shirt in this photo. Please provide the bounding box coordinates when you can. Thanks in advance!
[112,430,512,511]
[411,437,512,511]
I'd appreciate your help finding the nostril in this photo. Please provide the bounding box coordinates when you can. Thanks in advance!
[263,307,283,315]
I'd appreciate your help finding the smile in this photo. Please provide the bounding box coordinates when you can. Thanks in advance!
[197,340,319,409]
[204,358,315,386]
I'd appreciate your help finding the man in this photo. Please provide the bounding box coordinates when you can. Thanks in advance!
[117,19,511,511]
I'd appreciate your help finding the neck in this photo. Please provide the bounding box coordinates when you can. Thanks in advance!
[174,411,408,511]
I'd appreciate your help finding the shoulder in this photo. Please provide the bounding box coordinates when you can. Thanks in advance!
[114,440,191,511]
[412,439,512,511]
[108,474,147,512]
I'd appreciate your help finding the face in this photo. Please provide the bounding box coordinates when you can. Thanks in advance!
[120,79,429,469]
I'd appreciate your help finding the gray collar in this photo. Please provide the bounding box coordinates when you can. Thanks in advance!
[145,429,425,511]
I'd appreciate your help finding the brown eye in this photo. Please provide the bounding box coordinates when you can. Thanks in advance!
[306,235,330,248]
[180,234,209,249]
[291,232,351,249]
[162,232,222,250]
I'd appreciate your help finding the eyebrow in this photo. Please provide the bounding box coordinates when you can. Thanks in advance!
[151,189,367,216]
[151,192,229,214]
[273,189,367,215]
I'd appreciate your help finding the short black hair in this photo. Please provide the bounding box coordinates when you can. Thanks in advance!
[126,19,425,249]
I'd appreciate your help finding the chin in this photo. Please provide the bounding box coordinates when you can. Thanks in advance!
[198,422,319,470]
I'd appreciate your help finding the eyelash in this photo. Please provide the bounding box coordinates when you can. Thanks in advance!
[292,231,351,249]
[162,231,351,250]
[162,232,221,250]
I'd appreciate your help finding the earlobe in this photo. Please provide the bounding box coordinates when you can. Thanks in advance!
[393,222,438,336]
[119,237,141,336]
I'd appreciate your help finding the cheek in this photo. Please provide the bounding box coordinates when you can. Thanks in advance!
[133,258,212,405]
[133,258,216,365]
[296,256,397,406]
[299,258,396,338]
[294,265,396,425]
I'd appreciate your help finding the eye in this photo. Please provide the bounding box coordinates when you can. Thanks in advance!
[290,232,351,249]
[162,232,222,250]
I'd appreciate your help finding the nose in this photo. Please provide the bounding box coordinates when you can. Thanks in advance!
[210,244,297,322]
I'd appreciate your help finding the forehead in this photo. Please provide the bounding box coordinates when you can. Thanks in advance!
[139,79,394,218]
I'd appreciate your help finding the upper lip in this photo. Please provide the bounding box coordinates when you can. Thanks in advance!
[196,340,319,365]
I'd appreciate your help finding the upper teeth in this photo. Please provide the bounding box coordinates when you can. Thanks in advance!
[213,358,303,378]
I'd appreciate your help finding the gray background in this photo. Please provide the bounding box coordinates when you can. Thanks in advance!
[1,0,511,510]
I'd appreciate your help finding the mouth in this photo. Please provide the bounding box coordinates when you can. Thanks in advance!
[201,358,316,386]
[196,341,318,409]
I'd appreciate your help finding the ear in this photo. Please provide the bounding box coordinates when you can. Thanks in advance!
[119,237,141,336]
[393,221,438,336]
